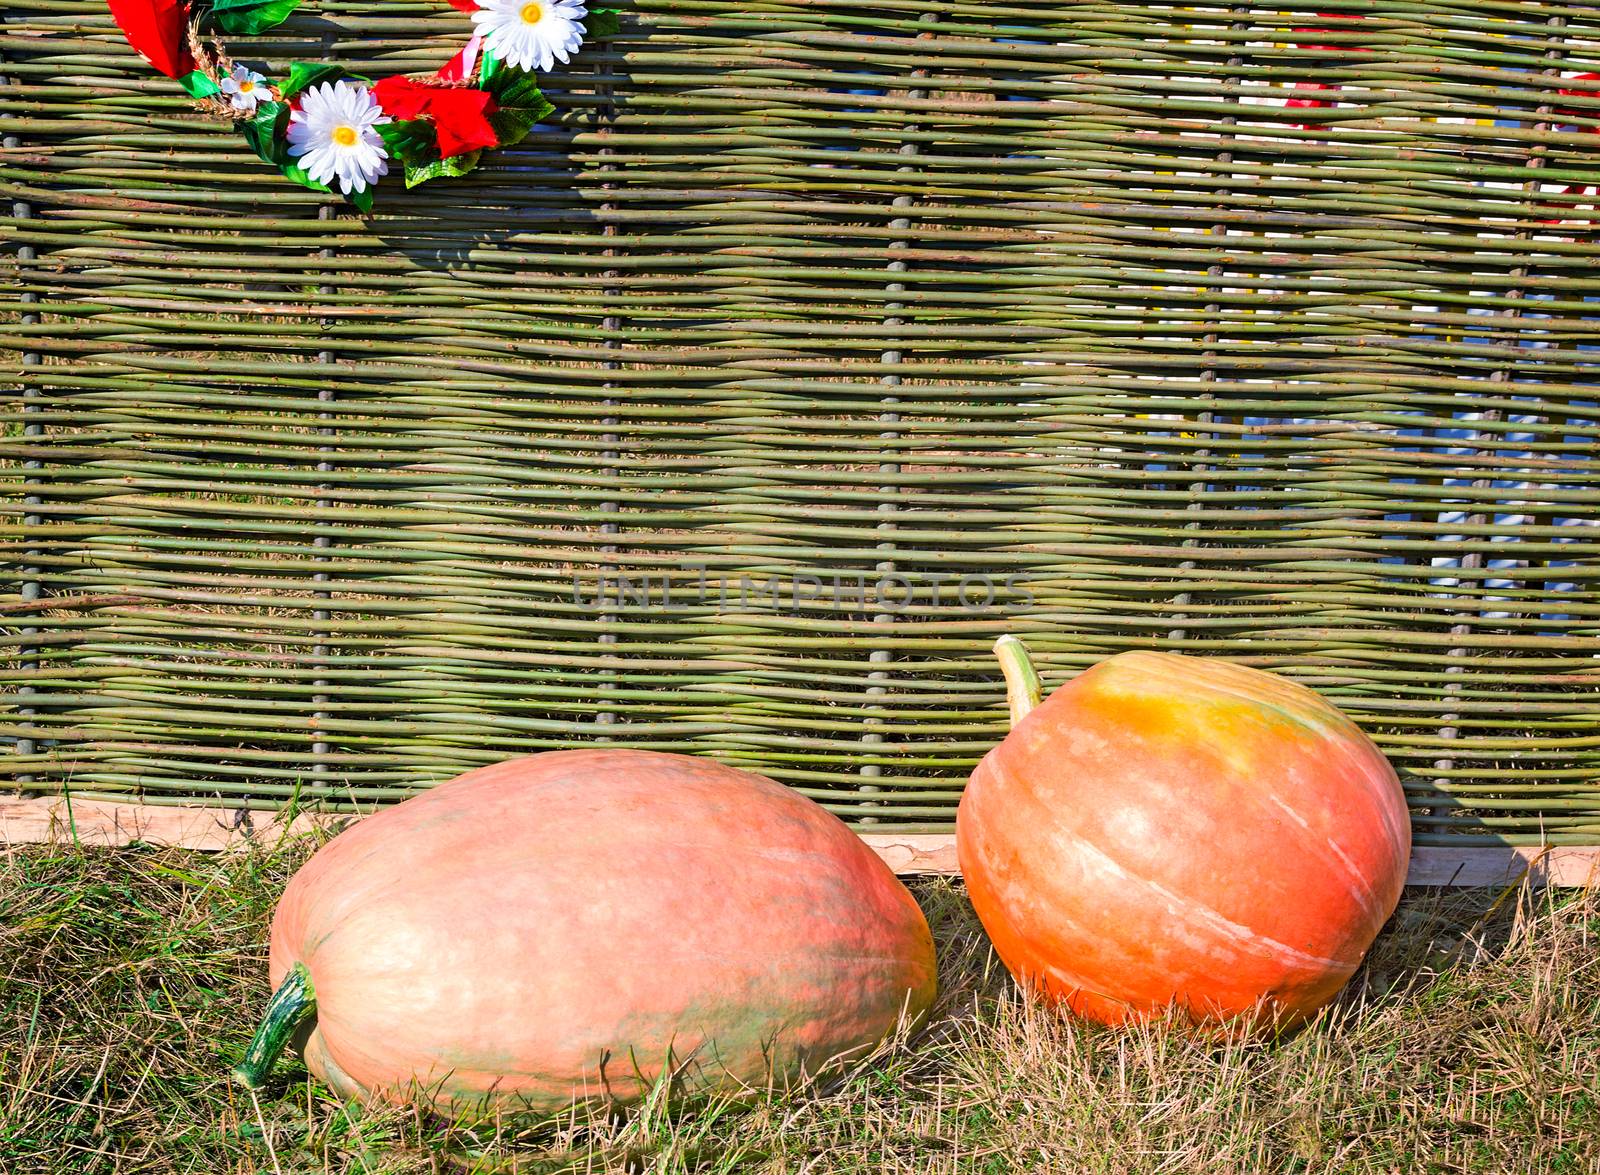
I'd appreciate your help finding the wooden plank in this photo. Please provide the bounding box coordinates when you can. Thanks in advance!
[0,796,342,852]
[2,799,1598,887]
[1404,845,1600,889]
[858,833,961,875]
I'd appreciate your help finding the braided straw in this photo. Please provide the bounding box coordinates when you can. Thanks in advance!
[185,17,283,120]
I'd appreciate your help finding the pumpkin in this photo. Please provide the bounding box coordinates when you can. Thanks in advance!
[956,637,1409,1028]
[234,750,937,1112]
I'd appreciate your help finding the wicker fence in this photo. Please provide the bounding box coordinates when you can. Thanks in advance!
[3,1,1599,844]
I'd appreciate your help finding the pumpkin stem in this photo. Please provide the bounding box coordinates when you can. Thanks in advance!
[993,635,1043,725]
[232,962,315,1089]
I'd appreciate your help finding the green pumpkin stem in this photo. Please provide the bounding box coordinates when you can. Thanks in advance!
[232,962,315,1089]
[993,635,1043,725]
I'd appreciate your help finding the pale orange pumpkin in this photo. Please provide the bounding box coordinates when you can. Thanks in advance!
[957,638,1410,1028]
[234,750,937,1112]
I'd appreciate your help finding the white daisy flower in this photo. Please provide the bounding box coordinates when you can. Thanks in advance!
[472,0,587,74]
[219,64,271,113]
[286,80,391,196]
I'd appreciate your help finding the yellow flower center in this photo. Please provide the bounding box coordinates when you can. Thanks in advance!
[520,2,543,23]
[332,125,358,147]
[239,80,255,93]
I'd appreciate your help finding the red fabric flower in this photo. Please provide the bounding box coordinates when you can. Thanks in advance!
[373,75,501,158]
[373,76,436,121]
[106,0,196,79]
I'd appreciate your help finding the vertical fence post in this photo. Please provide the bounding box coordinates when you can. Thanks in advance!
[859,12,938,820]
[4,43,43,793]
[311,202,336,784]
[595,23,621,733]
[1432,16,1568,811]
[1169,9,1246,647]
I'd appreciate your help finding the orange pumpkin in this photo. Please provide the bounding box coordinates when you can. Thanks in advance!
[957,638,1409,1028]
[234,750,936,1112]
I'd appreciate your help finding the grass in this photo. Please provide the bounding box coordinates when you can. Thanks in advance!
[0,837,1597,1175]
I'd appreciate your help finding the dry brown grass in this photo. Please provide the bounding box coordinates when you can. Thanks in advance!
[0,838,1596,1174]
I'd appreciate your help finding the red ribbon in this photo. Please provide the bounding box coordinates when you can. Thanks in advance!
[106,0,196,79]
[439,33,484,84]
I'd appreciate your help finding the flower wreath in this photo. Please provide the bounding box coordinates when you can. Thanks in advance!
[105,0,618,209]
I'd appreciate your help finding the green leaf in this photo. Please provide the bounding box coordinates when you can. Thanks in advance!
[212,0,306,35]
[404,151,481,189]
[377,119,440,169]
[240,100,289,166]
[483,69,555,147]
[278,160,329,195]
[272,158,374,212]
[281,62,361,102]
[485,68,547,108]
[239,110,329,195]
[179,70,221,100]
[478,50,505,87]
[586,9,621,37]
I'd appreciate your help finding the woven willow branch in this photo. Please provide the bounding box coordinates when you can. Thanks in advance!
[2,0,1599,842]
